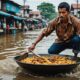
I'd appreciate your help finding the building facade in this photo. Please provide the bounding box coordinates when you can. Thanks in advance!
[71,4,80,18]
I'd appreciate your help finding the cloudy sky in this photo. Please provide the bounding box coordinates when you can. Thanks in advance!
[12,0,77,11]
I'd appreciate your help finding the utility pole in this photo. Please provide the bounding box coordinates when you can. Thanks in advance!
[77,0,78,17]
[23,0,26,17]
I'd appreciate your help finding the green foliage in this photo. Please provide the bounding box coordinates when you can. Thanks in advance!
[37,2,56,20]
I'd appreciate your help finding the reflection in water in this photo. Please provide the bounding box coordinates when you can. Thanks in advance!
[15,71,79,80]
[0,33,25,52]
[0,54,6,60]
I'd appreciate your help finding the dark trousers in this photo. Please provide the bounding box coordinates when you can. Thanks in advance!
[48,35,80,54]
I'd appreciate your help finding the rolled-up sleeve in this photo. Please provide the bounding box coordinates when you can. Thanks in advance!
[42,19,56,37]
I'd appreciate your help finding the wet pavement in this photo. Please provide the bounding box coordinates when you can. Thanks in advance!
[0,29,80,80]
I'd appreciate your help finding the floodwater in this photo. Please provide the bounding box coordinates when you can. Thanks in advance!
[0,29,80,80]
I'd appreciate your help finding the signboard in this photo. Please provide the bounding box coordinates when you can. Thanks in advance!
[6,2,20,13]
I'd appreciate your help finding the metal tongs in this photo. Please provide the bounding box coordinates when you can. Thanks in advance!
[29,50,45,60]
[29,50,40,57]
[18,49,45,60]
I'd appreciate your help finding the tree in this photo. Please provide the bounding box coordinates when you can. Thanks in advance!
[37,2,56,20]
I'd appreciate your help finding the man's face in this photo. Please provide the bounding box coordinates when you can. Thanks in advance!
[58,8,69,21]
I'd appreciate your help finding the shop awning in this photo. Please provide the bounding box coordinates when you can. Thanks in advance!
[27,18,38,22]
[0,11,11,17]
[13,16,26,20]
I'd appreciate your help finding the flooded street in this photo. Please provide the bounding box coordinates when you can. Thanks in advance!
[0,29,80,80]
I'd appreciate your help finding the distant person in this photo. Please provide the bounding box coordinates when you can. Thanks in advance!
[28,2,80,60]
[38,22,42,29]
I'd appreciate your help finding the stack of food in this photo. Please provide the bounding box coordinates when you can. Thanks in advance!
[21,55,76,65]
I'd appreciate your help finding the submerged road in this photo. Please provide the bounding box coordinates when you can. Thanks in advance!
[0,29,80,80]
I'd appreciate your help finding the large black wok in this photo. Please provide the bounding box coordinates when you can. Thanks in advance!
[14,54,80,75]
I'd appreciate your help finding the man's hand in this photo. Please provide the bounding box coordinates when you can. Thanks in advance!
[28,43,36,52]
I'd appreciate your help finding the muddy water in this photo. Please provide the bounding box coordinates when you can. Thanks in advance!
[0,30,80,80]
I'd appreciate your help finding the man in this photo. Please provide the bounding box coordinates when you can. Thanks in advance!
[28,2,80,60]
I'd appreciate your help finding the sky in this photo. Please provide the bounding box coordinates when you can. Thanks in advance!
[12,0,78,11]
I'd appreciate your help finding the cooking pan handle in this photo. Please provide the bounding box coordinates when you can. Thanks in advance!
[18,52,28,60]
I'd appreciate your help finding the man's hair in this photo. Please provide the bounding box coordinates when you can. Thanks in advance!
[58,2,70,12]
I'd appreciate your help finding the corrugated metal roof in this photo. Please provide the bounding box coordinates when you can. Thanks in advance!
[71,4,80,9]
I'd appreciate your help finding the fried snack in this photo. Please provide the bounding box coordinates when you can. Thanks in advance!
[21,55,76,65]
